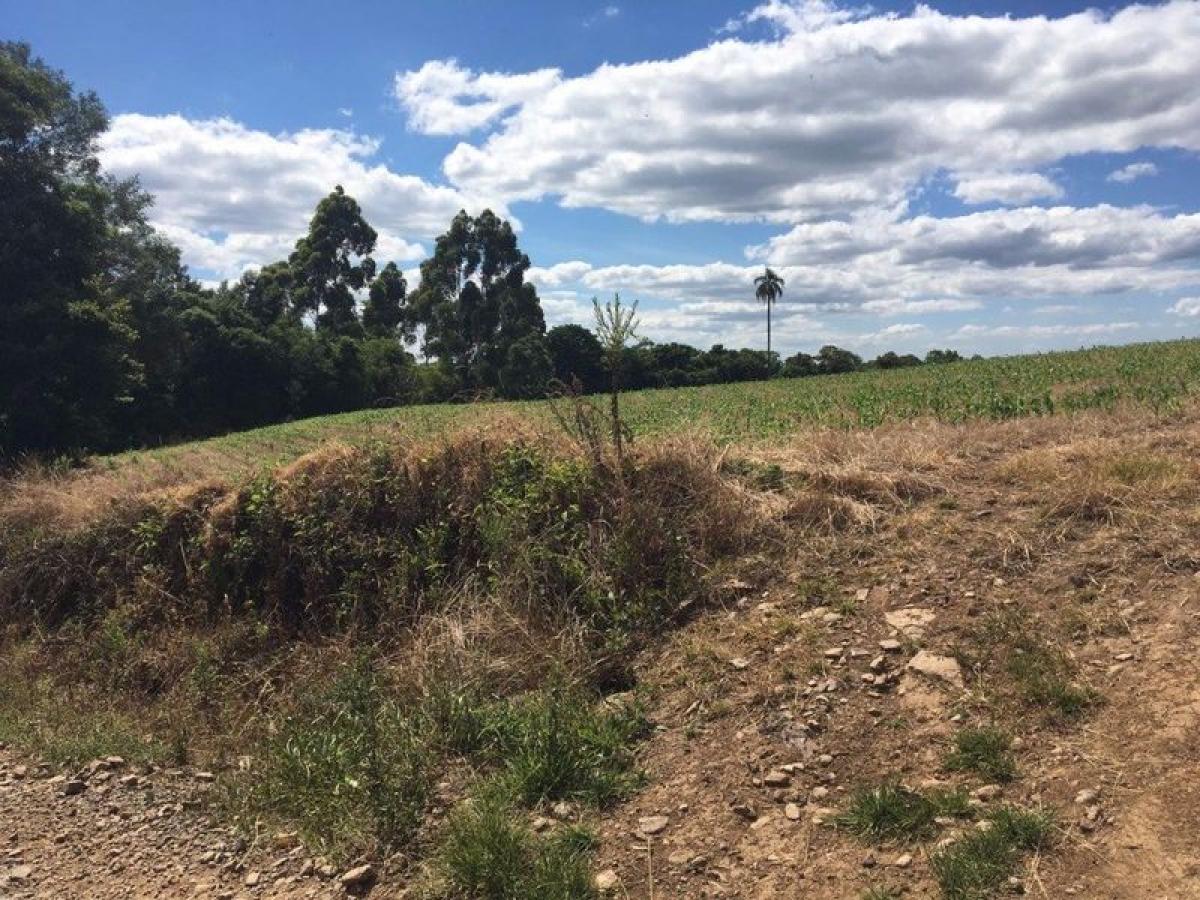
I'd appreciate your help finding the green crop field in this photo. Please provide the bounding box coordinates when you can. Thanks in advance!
[94,338,1200,483]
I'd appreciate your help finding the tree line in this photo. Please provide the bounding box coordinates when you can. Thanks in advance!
[0,42,962,460]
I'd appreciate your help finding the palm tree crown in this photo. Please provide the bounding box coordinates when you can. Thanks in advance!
[754,268,785,307]
[753,267,785,363]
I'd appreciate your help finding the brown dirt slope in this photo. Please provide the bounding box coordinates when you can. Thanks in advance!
[593,411,1200,899]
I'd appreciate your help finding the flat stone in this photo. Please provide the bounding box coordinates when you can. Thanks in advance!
[763,771,791,787]
[784,803,803,821]
[879,639,904,652]
[731,803,758,822]
[906,650,963,687]
[885,607,936,639]
[729,657,750,670]
[340,864,375,887]
[638,815,670,835]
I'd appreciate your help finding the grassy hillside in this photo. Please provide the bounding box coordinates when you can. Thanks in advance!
[105,337,1200,478]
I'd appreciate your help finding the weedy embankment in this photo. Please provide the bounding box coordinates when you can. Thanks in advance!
[0,423,772,892]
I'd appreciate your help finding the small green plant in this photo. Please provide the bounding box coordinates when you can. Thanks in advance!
[961,611,1100,722]
[593,293,639,465]
[837,781,971,842]
[1006,645,1099,720]
[932,806,1054,900]
[439,790,597,899]
[944,727,1017,783]
[242,658,429,859]
[424,681,645,808]
[861,887,903,900]
[499,687,644,806]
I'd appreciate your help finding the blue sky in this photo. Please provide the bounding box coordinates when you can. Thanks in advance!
[6,0,1200,357]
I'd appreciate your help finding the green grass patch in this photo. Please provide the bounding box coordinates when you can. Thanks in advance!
[236,659,429,859]
[932,806,1054,900]
[1006,645,1099,721]
[837,781,971,842]
[427,683,645,807]
[944,727,1017,783]
[959,611,1101,722]
[438,790,598,900]
[0,662,167,767]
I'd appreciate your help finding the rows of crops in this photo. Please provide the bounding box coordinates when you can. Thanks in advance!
[617,339,1200,440]
[110,339,1200,477]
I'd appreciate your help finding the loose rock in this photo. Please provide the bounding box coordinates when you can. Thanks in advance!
[638,815,670,835]
[340,864,375,888]
[906,650,964,687]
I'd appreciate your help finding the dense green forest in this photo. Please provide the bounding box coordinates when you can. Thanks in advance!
[0,42,960,460]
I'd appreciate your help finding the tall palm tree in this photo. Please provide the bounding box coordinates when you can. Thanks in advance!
[754,267,785,365]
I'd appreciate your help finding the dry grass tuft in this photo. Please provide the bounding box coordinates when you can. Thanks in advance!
[784,493,879,532]
[997,438,1198,524]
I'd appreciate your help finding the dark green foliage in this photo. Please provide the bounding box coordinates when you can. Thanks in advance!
[926,348,964,364]
[782,351,818,377]
[409,209,546,398]
[500,333,554,399]
[872,351,922,369]
[837,782,971,841]
[944,727,1018,783]
[0,42,142,456]
[818,344,864,374]
[931,806,1054,900]
[362,261,410,339]
[547,324,606,393]
[289,185,377,335]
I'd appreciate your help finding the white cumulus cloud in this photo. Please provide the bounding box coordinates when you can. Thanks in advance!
[394,59,562,135]
[409,1,1200,223]
[1107,161,1159,183]
[1168,296,1200,316]
[953,172,1064,205]
[100,114,495,280]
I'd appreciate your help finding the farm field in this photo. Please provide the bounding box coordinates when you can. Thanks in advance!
[99,337,1200,481]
